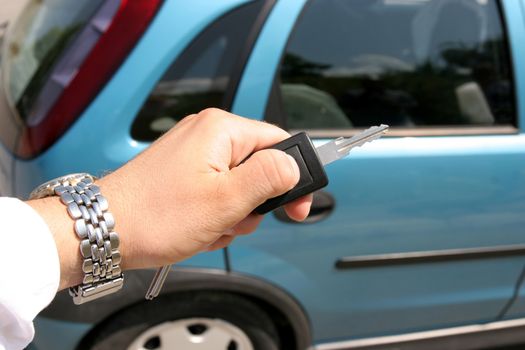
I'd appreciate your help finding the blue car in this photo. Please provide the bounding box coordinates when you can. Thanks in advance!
[2,0,525,349]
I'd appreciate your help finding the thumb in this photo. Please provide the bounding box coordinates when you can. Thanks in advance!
[226,149,300,213]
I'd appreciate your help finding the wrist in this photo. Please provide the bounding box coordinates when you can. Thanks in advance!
[95,176,134,270]
[96,173,189,270]
[29,174,125,303]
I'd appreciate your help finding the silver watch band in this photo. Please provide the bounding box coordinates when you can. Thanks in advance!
[53,176,123,304]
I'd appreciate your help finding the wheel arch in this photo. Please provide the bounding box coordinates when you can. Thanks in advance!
[41,268,312,350]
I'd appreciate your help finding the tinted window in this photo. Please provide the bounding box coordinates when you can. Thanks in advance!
[270,0,514,130]
[132,1,267,141]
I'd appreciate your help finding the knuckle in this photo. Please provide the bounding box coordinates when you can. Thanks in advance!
[171,114,198,130]
[180,113,198,124]
[198,107,223,120]
[196,108,231,132]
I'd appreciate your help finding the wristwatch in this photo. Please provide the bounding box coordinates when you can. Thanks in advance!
[30,173,124,304]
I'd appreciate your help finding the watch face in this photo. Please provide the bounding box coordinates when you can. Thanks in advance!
[29,173,94,199]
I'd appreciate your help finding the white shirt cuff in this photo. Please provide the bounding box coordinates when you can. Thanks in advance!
[0,197,60,350]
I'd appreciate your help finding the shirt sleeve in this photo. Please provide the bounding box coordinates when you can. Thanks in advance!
[0,198,60,350]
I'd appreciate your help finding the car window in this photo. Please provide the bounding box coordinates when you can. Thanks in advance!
[131,0,270,141]
[5,0,104,122]
[267,0,515,131]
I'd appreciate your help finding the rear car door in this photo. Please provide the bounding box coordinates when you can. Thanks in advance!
[231,0,525,343]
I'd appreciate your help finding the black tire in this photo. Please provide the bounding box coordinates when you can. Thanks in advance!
[77,292,281,350]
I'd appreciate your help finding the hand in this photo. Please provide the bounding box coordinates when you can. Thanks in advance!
[96,108,312,270]
[32,109,312,289]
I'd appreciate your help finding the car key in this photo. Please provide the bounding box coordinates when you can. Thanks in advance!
[145,124,389,300]
[255,124,389,213]
[145,265,171,300]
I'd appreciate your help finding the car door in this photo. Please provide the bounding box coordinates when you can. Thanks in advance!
[230,0,525,343]
[484,0,525,323]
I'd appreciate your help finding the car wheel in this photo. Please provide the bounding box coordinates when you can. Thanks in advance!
[78,292,281,350]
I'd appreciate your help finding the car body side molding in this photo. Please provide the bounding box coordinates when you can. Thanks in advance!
[336,244,525,269]
[313,317,525,350]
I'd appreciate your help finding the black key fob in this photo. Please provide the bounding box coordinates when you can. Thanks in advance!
[254,132,328,214]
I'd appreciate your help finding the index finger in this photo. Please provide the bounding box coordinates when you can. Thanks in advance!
[208,109,291,166]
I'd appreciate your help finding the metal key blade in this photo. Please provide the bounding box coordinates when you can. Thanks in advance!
[316,124,389,166]
[145,265,171,300]
[335,124,389,154]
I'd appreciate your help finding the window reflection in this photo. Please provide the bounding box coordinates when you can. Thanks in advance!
[132,2,265,141]
[277,0,514,129]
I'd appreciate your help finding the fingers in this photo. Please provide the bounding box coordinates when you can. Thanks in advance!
[231,214,264,235]
[207,195,311,252]
[231,195,312,225]
[284,194,313,221]
[225,149,300,214]
[227,117,291,166]
[195,108,291,166]
[196,109,313,223]
[207,235,235,251]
